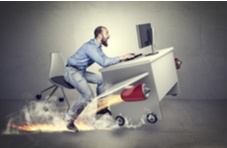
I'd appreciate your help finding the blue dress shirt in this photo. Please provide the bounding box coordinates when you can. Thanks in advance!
[67,39,120,71]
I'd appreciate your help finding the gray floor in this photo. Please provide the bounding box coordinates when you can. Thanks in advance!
[0,99,227,148]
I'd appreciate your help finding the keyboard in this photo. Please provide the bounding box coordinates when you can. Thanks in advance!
[124,53,143,62]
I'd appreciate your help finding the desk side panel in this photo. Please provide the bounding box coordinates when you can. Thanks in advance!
[151,52,179,100]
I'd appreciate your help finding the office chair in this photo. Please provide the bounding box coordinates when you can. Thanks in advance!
[36,52,74,112]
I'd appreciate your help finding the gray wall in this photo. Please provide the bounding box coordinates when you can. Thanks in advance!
[1,1,227,100]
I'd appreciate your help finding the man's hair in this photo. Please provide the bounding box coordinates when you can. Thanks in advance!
[94,26,106,38]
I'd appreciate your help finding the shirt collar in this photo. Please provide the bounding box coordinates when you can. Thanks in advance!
[92,38,102,48]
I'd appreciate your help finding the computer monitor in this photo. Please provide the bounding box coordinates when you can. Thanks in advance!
[136,23,158,56]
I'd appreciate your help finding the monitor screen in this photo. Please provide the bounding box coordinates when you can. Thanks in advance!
[136,23,153,49]
[136,23,158,56]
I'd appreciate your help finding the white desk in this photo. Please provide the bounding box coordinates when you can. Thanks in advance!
[99,47,181,123]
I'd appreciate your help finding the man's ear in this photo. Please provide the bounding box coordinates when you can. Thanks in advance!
[98,33,103,39]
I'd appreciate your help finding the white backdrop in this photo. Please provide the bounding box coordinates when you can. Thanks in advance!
[0,1,227,100]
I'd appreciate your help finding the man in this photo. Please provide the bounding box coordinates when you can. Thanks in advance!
[64,26,135,131]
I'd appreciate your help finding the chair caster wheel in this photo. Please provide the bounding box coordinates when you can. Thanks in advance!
[147,113,158,124]
[36,94,42,100]
[59,97,64,102]
[115,116,125,126]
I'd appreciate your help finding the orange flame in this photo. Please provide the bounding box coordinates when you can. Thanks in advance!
[10,123,70,132]
[79,95,123,117]
[97,95,123,111]
[10,95,123,132]
[10,120,95,132]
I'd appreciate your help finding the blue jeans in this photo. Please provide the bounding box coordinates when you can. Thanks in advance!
[64,66,105,120]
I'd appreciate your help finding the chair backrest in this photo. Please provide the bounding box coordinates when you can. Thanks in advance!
[49,52,65,79]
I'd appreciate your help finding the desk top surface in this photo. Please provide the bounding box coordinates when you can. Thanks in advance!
[99,47,174,72]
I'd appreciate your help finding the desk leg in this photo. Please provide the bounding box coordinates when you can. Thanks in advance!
[167,82,181,96]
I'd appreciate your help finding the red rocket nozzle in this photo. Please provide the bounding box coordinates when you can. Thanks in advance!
[175,58,182,69]
[120,83,150,102]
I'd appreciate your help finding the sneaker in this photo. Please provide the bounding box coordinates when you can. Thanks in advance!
[67,121,78,132]
[96,107,112,115]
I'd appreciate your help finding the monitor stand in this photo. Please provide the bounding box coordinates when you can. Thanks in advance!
[145,51,159,56]
[144,45,159,56]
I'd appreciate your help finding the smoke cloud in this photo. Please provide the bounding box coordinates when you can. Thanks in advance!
[3,95,146,134]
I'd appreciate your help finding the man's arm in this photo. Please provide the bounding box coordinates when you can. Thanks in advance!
[86,46,120,67]
[86,46,134,67]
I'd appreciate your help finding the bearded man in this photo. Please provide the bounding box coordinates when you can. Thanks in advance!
[64,26,134,131]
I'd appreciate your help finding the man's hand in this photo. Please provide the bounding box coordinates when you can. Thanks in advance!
[119,53,135,61]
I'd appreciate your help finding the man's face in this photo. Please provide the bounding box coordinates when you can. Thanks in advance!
[101,28,110,47]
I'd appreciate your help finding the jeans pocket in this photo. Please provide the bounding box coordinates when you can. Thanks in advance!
[65,67,84,84]
[72,72,84,83]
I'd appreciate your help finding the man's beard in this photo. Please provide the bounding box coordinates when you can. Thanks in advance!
[101,38,109,47]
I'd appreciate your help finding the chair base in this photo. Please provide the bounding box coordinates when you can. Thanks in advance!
[36,85,70,113]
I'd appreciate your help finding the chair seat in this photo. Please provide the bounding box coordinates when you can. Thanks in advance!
[50,76,74,89]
